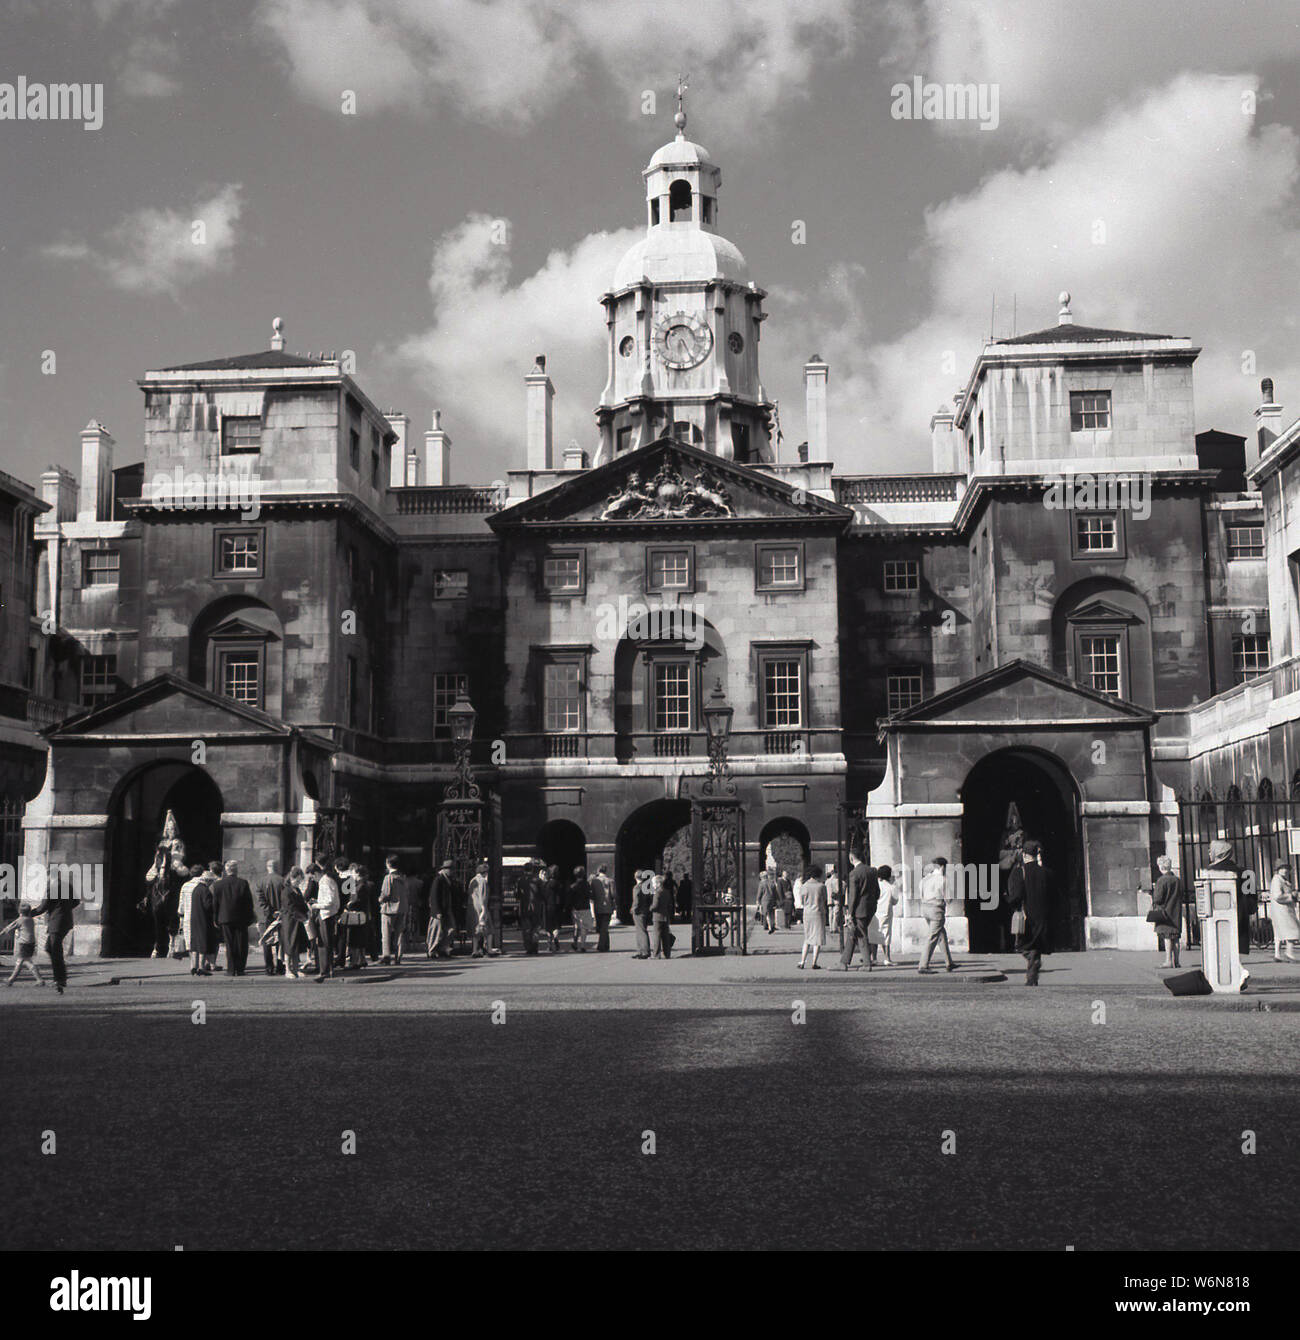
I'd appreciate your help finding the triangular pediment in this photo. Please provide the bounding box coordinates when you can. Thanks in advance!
[884,659,1154,731]
[490,437,852,528]
[208,615,281,641]
[46,674,294,739]
[1066,598,1140,624]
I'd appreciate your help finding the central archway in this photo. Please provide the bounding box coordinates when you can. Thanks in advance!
[960,747,1084,953]
[537,819,587,878]
[107,761,224,957]
[614,799,691,920]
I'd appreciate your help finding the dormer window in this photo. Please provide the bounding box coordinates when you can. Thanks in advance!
[669,179,692,221]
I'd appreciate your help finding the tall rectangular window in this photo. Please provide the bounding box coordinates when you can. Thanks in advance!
[432,672,469,738]
[756,544,802,591]
[1232,634,1269,683]
[887,672,924,714]
[1080,633,1122,696]
[219,650,261,707]
[82,550,120,586]
[762,658,802,728]
[346,656,358,726]
[80,653,117,706]
[1069,390,1111,431]
[652,661,691,731]
[349,428,361,471]
[221,417,261,454]
[647,547,692,592]
[543,661,582,733]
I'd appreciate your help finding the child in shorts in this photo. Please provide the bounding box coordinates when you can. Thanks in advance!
[3,904,45,986]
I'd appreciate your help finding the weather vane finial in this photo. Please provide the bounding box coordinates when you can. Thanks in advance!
[675,72,689,136]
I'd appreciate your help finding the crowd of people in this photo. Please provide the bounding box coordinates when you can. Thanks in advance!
[758,843,1050,984]
[7,833,1300,988]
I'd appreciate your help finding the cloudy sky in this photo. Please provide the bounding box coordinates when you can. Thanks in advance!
[3,0,1299,486]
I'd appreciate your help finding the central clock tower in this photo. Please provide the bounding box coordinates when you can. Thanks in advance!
[595,105,774,465]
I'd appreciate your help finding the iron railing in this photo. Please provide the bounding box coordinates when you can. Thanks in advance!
[1176,787,1295,948]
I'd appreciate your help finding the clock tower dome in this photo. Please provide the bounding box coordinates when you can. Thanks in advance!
[595,88,773,464]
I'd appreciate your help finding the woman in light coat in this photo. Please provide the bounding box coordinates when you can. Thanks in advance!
[1268,864,1300,962]
[873,864,899,966]
[797,865,828,969]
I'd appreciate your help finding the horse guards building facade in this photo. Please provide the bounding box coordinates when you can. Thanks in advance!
[4,117,1300,958]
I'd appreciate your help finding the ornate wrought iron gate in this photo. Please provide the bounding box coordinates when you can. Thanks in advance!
[433,775,500,951]
[690,796,746,954]
[1176,787,1298,948]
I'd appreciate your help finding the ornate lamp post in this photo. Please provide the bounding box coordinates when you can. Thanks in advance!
[445,692,480,800]
[702,678,735,795]
[435,691,484,954]
[692,678,745,954]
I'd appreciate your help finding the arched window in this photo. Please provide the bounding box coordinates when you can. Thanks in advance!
[669,179,692,222]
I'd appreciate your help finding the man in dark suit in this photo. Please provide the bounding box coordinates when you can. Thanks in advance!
[428,860,456,957]
[212,860,256,976]
[650,874,674,958]
[1007,839,1051,985]
[837,850,880,970]
[32,887,80,994]
[254,858,287,976]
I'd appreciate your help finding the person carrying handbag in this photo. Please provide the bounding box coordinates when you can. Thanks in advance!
[1148,855,1183,968]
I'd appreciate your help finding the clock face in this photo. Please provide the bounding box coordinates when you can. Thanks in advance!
[654,311,713,369]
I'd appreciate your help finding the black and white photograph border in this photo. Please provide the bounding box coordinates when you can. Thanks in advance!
[0,0,1297,1312]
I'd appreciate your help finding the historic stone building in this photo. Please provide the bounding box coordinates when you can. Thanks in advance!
[11,117,1297,956]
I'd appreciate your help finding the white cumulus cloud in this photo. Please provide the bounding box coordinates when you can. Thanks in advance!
[41,185,245,298]
[256,0,860,131]
[387,213,640,475]
[766,72,1300,471]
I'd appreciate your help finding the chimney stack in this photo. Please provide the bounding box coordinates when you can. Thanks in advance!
[1255,377,1283,464]
[526,355,555,471]
[385,411,409,487]
[803,354,829,462]
[424,410,452,486]
[40,466,76,523]
[562,438,587,471]
[930,405,962,473]
[78,420,114,523]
